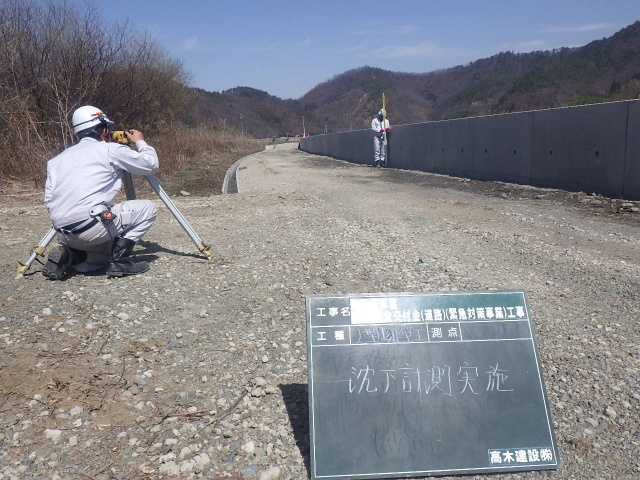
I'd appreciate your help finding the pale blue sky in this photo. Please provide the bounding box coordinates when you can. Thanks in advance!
[91,1,640,99]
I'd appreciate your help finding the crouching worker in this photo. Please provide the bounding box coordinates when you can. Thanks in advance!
[42,105,159,280]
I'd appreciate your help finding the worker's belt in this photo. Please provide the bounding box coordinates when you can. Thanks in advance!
[56,218,99,235]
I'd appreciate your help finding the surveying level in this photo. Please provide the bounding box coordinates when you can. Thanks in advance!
[111,130,130,145]
[15,172,212,279]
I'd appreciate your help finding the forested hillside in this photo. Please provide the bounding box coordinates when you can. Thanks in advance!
[190,21,640,137]
[188,87,307,138]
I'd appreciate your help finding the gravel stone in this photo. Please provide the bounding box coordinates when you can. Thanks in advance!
[1,143,639,478]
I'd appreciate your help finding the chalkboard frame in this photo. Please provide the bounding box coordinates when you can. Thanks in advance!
[306,290,559,479]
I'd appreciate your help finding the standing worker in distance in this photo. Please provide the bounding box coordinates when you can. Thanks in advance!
[371,109,391,168]
[42,105,159,280]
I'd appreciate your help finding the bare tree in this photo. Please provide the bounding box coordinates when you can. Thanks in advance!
[0,0,191,182]
[99,32,192,131]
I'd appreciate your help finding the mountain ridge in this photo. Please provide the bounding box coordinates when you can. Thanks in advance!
[188,21,640,137]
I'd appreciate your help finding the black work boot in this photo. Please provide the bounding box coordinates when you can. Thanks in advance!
[106,237,149,277]
[42,245,81,280]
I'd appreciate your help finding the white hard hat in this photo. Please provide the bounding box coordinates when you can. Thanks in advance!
[71,105,114,134]
[378,109,386,116]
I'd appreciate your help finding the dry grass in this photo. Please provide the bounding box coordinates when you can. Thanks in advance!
[146,125,265,196]
[0,125,266,199]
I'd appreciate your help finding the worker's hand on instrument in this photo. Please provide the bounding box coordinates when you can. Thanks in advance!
[125,129,144,143]
[385,128,391,132]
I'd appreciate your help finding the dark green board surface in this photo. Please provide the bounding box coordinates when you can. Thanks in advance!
[306,291,559,479]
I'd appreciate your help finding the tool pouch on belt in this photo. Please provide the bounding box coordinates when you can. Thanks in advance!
[90,205,117,225]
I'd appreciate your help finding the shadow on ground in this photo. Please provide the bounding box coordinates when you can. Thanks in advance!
[279,383,311,476]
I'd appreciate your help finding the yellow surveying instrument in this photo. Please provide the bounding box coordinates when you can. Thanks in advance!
[111,130,130,145]
[15,131,213,278]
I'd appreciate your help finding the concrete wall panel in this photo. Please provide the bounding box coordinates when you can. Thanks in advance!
[305,136,320,156]
[623,100,640,198]
[352,130,374,165]
[388,123,435,172]
[472,112,532,183]
[335,130,367,165]
[304,134,331,158]
[531,102,628,197]
[433,118,475,177]
[327,134,338,159]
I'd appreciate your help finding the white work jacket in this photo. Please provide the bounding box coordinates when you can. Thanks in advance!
[371,117,390,136]
[44,137,159,228]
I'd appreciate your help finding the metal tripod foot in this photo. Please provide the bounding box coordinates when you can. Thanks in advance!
[15,228,57,279]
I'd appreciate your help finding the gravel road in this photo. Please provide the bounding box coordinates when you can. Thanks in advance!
[0,142,639,479]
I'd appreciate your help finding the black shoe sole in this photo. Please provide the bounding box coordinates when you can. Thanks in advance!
[42,247,70,280]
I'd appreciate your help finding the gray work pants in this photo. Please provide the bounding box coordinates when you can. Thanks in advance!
[373,136,387,165]
[55,199,157,271]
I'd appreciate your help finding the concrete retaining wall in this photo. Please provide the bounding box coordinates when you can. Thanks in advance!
[299,99,640,200]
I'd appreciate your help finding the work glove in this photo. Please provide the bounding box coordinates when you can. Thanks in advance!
[385,128,391,132]
[379,129,384,133]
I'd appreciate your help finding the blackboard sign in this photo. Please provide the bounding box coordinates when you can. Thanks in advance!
[306,291,558,479]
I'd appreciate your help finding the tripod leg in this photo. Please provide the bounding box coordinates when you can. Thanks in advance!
[123,171,137,200]
[15,173,212,278]
[145,175,213,260]
[16,227,57,279]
